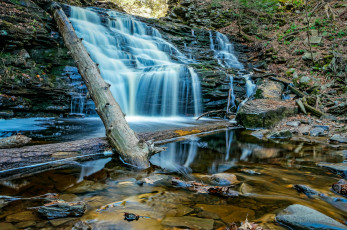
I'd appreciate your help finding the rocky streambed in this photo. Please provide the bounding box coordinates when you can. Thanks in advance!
[0,129,347,229]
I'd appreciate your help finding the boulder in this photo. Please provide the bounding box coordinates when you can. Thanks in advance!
[276,204,347,229]
[236,99,297,128]
[254,79,284,100]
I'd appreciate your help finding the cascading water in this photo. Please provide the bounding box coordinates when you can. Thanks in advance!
[209,31,256,111]
[69,6,202,117]
[226,75,236,113]
[209,31,244,69]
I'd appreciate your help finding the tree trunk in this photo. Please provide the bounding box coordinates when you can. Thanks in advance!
[50,3,152,168]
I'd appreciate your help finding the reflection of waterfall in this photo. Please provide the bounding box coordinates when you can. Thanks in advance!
[69,6,202,117]
[226,75,236,113]
[77,158,112,182]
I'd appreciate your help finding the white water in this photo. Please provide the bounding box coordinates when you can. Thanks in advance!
[69,6,201,117]
[226,75,236,112]
[209,31,244,69]
[209,31,256,111]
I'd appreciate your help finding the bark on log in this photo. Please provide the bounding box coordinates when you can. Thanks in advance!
[50,3,153,168]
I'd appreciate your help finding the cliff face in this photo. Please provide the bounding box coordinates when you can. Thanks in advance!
[0,0,75,118]
[0,0,252,118]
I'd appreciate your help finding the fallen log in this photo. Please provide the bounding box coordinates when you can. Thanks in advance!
[288,85,307,98]
[196,109,225,120]
[0,121,234,172]
[302,97,325,117]
[50,3,160,168]
[0,134,31,149]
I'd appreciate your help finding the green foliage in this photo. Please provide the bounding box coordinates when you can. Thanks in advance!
[238,0,281,14]
[209,0,223,8]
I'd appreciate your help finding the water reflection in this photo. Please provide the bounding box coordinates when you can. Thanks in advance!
[150,129,343,175]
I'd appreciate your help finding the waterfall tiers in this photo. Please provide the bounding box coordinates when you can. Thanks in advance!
[69,6,202,118]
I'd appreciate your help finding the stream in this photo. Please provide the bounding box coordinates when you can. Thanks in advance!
[0,129,346,229]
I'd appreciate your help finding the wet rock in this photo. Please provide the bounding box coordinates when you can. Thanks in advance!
[15,221,36,228]
[240,169,261,175]
[210,173,239,186]
[254,79,284,100]
[318,163,347,179]
[0,134,31,149]
[162,216,214,230]
[276,204,347,230]
[197,210,220,219]
[267,130,292,140]
[313,125,329,131]
[0,223,17,230]
[293,184,319,197]
[236,99,297,128]
[5,211,37,222]
[287,121,300,127]
[330,134,347,144]
[309,127,325,137]
[250,129,270,139]
[332,179,347,197]
[37,201,86,219]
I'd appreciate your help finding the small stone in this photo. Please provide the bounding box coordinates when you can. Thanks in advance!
[310,127,325,137]
[313,125,329,131]
[240,169,261,175]
[162,216,214,230]
[298,126,311,135]
[287,121,300,127]
[267,130,292,140]
[300,76,311,84]
[302,52,318,61]
[276,204,347,229]
[330,134,347,144]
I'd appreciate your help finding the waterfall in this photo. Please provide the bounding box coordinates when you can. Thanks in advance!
[209,31,244,69]
[69,6,202,117]
[226,75,236,113]
[236,74,256,112]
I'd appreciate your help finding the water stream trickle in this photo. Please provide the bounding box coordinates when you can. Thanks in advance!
[69,6,202,117]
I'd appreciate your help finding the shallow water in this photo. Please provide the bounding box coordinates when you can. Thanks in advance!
[0,117,211,143]
[0,129,346,229]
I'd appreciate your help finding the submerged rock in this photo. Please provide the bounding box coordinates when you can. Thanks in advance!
[267,130,292,140]
[276,204,347,229]
[162,216,214,230]
[318,163,347,179]
[5,211,37,222]
[210,173,239,186]
[37,201,86,219]
[293,184,319,197]
[236,99,297,128]
[0,223,17,230]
